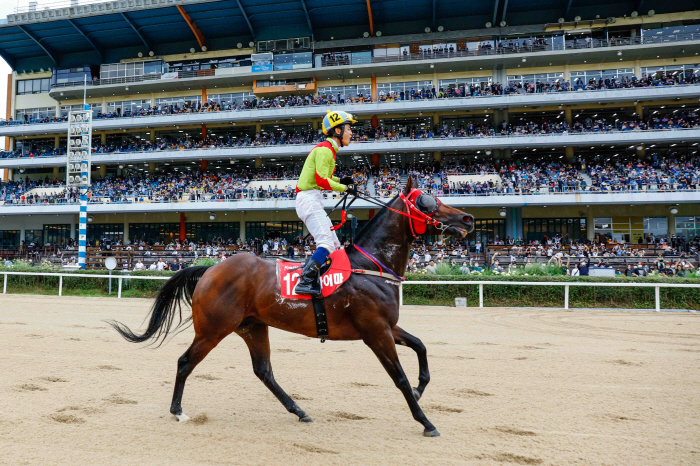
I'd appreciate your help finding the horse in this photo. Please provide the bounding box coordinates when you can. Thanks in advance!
[108,176,474,437]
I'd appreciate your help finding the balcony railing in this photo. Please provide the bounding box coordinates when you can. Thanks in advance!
[321,34,700,67]
[50,73,163,90]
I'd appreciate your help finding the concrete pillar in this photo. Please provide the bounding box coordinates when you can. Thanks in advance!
[371,153,379,168]
[180,212,186,241]
[586,210,594,241]
[149,131,155,142]
[668,215,676,235]
[123,221,129,244]
[492,109,503,127]
[433,151,441,163]
[565,107,573,126]
[202,124,207,140]
[371,115,378,128]
[491,65,506,85]
[54,135,60,149]
[202,88,207,103]
[239,211,246,241]
[99,165,107,178]
[20,227,25,243]
[565,146,574,162]
[7,137,13,151]
[151,94,156,108]
[371,76,377,102]
[506,207,523,240]
[255,122,262,132]
[70,222,76,241]
[148,162,156,173]
[636,144,646,159]
[101,133,107,144]
[255,157,262,168]
[635,102,643,119]
[200,160,207,172]
[563,65,570,82]
[501,148,512,159]
[432,71,439,92]
[312,120,318,130]
[8,168,14,180]
[53,166,59,177]
[634,60,642,79]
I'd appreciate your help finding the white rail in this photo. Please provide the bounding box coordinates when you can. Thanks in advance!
[1,272,698,311]
[399,280,700,312]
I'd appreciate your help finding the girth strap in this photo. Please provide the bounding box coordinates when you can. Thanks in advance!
[311,296,329,342]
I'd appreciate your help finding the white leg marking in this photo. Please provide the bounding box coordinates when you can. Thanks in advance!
[176,413,190,422]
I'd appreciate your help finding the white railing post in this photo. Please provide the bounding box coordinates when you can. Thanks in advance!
[118,277,123,299]
[2,273,6,294]
[655,286,660,312]
[58,275,63,297]
[479,283,484,308]
[564,284,569,309]
[399,282,403,306]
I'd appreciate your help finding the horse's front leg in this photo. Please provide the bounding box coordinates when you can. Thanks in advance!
[392,326,429,401]
[364,328,439,437]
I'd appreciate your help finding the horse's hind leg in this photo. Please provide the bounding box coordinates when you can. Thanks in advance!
[170,334,219,422]
[237,322,312,422]
[392,326,430,401]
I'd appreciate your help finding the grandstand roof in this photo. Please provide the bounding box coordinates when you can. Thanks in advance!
[0,0,696,71]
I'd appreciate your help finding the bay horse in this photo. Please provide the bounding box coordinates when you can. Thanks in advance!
[108,176,474,437]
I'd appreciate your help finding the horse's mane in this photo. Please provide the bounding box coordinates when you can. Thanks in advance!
[352,194,399,244]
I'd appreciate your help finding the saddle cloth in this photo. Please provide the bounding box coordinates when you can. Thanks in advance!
[278,249,352,300]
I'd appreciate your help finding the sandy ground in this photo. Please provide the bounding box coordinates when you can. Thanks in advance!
[0,295,699,465]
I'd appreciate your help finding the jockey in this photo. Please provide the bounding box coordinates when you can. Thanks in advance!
[294,110,358,295]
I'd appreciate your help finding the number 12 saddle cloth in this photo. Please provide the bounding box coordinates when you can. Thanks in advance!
[277,249,352,300]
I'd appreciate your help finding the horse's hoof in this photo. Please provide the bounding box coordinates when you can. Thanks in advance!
[299,415,314,423]
[423,428,440,437]
[412,388,421,401]
[175,413,190,423]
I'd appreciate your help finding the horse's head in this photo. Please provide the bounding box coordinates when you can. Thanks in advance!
[399,176,474,238]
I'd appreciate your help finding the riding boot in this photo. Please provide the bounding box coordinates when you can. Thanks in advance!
[294,258,322,296]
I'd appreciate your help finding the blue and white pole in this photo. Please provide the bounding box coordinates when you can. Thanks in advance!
[78,187,88,269]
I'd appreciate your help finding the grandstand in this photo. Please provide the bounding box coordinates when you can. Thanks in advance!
[0,0,699,271]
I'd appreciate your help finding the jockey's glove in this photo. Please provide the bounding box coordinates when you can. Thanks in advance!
[344,184,359,195]
[339,176,354,185]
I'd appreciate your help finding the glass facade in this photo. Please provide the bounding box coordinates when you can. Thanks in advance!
[246,221,303,243]
[468,219,506,247]
[43,224,71,247]
[24,229,43,245]
[570,69,634,83]
[155,96,201,108]
[318,85,372,99]
[376,81,433,96]
[594,217,668,243]
[15,107,56,122]
[186,222,240,243]
[99,60,162,79]
[675,217,700,240]
[507,73,564,85]
[16,78,51,95]
[523,218,586,243]
[439,77,492,88]
[88,223,124,244]
[51,67,92,87]
[60,103,102,118]
[106,100,151,115]
[129,223,180,244]
[0,231,20,250]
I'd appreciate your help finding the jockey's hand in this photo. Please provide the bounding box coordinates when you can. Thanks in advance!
[344,184,359,196]
[339,176,354,185]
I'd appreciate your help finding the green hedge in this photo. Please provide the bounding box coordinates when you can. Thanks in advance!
[402,274,700,310]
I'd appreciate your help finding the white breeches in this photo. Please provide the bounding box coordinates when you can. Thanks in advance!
[296,189,340,252]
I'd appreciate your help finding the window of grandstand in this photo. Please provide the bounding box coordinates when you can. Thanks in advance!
[257,37,310,52]
[100,60,162,80]
[594,217,670,243]
[641,64,700,79]
[507,73,565,86]
[317,85,372,100]
[43,224,71,246]
[16,78,51,95]
[316,51,371,67]
[523,218,587,244]
[24,229,43,245]
[186,222,240,243]
[209,93,255,106]
[570,69,634,84]
[105,100,151,116]
[642,23,700,38]
[469,219,506,247]
[129,223,180,244]
[87,223,124,244]
[273,52,312,70]
[15,137,63,156]
[51,67,93,87]
[675,217,700,240]
[246,221,302,243]
[439,77,492,89]
[61,103,102,118]
[376,81,433,98]
[155,96,202,109]
[15,107,56,122]
[0,230,20,250]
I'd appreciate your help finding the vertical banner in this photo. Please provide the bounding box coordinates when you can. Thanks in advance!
[67,107,92,269]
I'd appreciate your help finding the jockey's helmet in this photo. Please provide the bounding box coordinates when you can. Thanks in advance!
[322,110,357,135]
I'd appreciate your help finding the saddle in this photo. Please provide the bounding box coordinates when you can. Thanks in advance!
[277,249,352,300]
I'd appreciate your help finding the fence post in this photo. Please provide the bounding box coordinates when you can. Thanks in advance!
[118,277,123,299]
[479,283,484,308]
[564,285,569,309]
[399,282,403,306]
[655,286,660,312]
[2,273,6,294]
[59,276,63,297]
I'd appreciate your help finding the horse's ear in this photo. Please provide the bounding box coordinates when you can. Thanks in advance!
[403,176,413,196]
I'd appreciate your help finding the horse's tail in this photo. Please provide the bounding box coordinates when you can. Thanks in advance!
[107,266,210,346]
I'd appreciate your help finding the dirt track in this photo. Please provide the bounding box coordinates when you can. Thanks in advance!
[1,295,699,465]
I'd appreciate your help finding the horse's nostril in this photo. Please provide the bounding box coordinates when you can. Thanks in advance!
[463,215,473,225]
